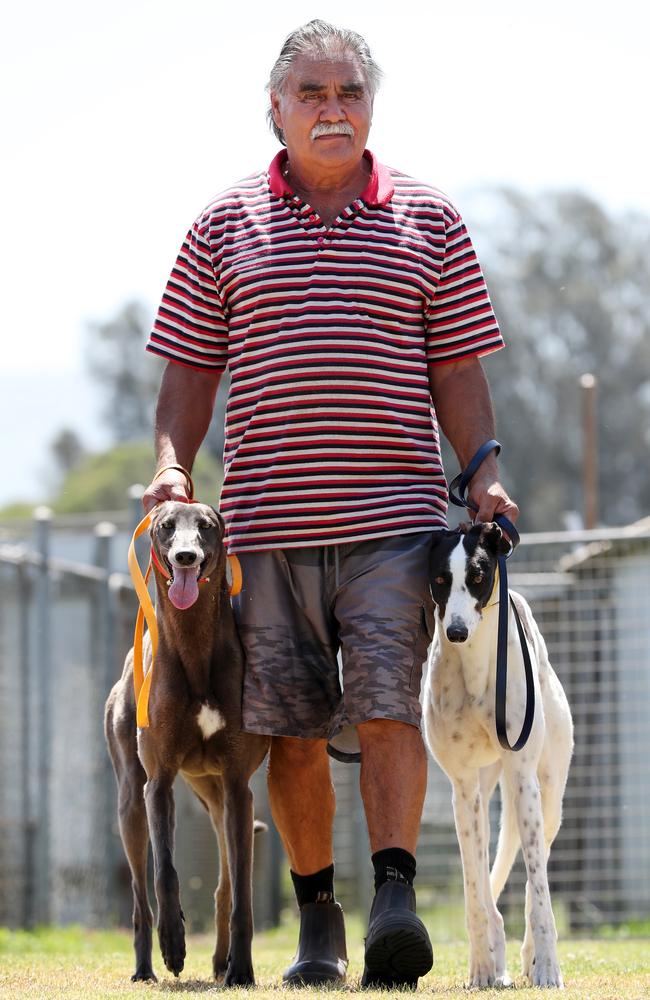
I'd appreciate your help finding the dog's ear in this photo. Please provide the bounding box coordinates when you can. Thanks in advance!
[210,506,226,537]
[430,528,457,551]
[482,521,512,556]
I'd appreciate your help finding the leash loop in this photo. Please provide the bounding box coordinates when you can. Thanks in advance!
[449,441,535,751]
[448,439,520,554]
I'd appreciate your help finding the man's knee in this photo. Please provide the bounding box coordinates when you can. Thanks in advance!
[269,735,328,770]
[357,718,424,746]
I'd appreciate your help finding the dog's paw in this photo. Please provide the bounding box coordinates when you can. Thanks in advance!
[212,953,229,981]
[223,960,255,987]
[526,953,563,988]
[158,911,186,976]
[468,956,498,988]
[131,966,157,982]
[495,972,514,988]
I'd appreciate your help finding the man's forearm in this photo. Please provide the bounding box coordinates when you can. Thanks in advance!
[428,357,497,470]
[428,356,518,524]
[154,362,221,473]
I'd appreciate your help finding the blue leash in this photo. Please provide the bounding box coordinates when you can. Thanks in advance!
[448,440,535,752]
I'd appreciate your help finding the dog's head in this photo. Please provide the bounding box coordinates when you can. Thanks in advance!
[149,501,225,610]
[429,522,510,643]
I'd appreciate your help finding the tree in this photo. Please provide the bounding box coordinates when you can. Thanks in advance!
[86,301,161,443]
[85,300,228,457]
[462,188,650,529]
[50,428,86,477]
[51,441,224,515]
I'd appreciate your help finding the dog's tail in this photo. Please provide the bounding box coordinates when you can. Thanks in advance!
[490,777,521,901]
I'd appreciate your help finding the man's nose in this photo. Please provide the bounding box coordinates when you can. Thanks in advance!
[320,93,346,120]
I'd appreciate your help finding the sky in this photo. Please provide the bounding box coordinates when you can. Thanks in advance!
[1,0,647,505]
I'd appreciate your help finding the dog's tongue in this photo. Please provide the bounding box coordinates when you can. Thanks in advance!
[168,566,201,610]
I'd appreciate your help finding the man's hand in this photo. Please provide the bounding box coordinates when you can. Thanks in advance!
[468,471,519,530]
[143,468,191,513]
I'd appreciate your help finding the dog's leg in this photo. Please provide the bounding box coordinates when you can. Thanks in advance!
[106,694,156,982]
[502,762,563,988]
[144,774,186,977]
[118,764,157,981]
[478,763,511,987]
[519,755,568,982]
[221,772,256,987]
[185,775,232,980]
[451,773,498,988]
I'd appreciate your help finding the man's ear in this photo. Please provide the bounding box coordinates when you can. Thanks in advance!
[270,91,283,129]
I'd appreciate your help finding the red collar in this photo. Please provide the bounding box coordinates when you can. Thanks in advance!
[268,148,394,207]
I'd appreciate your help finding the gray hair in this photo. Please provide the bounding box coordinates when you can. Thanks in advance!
[266,19,383,145]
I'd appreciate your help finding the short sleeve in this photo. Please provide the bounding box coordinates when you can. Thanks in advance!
[147,220,229,371]
[425,210,504,365]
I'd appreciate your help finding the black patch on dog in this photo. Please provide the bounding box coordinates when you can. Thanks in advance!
[429,523,510,617]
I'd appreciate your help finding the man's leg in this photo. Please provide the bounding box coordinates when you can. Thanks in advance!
[267,736,334,872]
[357,719,432,988]
[357,719,427,855]
[268,735,348,985]
[333,533,436,989]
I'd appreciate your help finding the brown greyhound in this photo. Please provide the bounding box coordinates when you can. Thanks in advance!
[105,500,269,985]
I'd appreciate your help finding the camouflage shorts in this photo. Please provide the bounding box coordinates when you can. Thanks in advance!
[232,532,437,742]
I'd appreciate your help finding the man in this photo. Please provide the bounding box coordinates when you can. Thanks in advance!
[144,19,518,989]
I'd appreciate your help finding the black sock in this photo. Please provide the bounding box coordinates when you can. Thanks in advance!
[371,848,417,891]
[290,863,335,907]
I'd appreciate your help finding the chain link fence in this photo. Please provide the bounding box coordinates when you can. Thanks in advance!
[1,508,649,933]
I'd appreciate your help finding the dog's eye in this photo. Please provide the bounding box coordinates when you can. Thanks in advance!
[160,521,174,532]
[198,519,215,531]
[473,572,484,583]
[434,575,446,586]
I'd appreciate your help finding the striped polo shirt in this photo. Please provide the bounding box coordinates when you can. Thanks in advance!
[148,150,503,552]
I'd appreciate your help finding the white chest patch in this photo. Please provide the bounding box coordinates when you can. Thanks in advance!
[197,704,226,739]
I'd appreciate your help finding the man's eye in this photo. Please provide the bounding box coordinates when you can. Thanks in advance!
[342,92,361,101]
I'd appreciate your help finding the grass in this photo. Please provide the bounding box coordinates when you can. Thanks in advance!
[0,918,649,1000]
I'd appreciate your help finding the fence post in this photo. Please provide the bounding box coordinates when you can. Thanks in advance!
[17,562,36,928]
[33,505,52,925]
[93,520,118,925]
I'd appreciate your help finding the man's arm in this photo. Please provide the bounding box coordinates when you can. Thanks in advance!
[428,356,519,526]
[142,362,222,512]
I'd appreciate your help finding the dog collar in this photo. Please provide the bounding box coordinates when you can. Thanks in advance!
[150,545,210,584]
[150,545,242,596]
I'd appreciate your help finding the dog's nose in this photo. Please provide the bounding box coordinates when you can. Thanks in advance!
[173,549,199,567]
[446,622,469,643]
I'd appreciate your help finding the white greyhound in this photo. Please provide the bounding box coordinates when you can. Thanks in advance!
[423,522,573,988]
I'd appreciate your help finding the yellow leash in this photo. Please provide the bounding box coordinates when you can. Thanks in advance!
[127,508,242,728]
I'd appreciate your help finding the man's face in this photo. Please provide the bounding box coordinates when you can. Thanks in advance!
[271,52,373,175]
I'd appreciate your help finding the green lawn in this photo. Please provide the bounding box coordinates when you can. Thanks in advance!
[0,920,648,1000]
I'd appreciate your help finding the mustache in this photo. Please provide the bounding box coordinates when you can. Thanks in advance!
[310,122,355,139]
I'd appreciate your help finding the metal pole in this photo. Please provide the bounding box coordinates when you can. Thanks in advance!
[33,505,52,925]
[18,563,36,928]
[94,520,117,925]
[580,374,599,529]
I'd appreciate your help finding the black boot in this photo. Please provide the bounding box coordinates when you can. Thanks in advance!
[361,880,433,989]
[282,898,348,986]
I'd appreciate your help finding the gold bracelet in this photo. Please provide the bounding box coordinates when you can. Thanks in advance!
[153,464,195,500]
